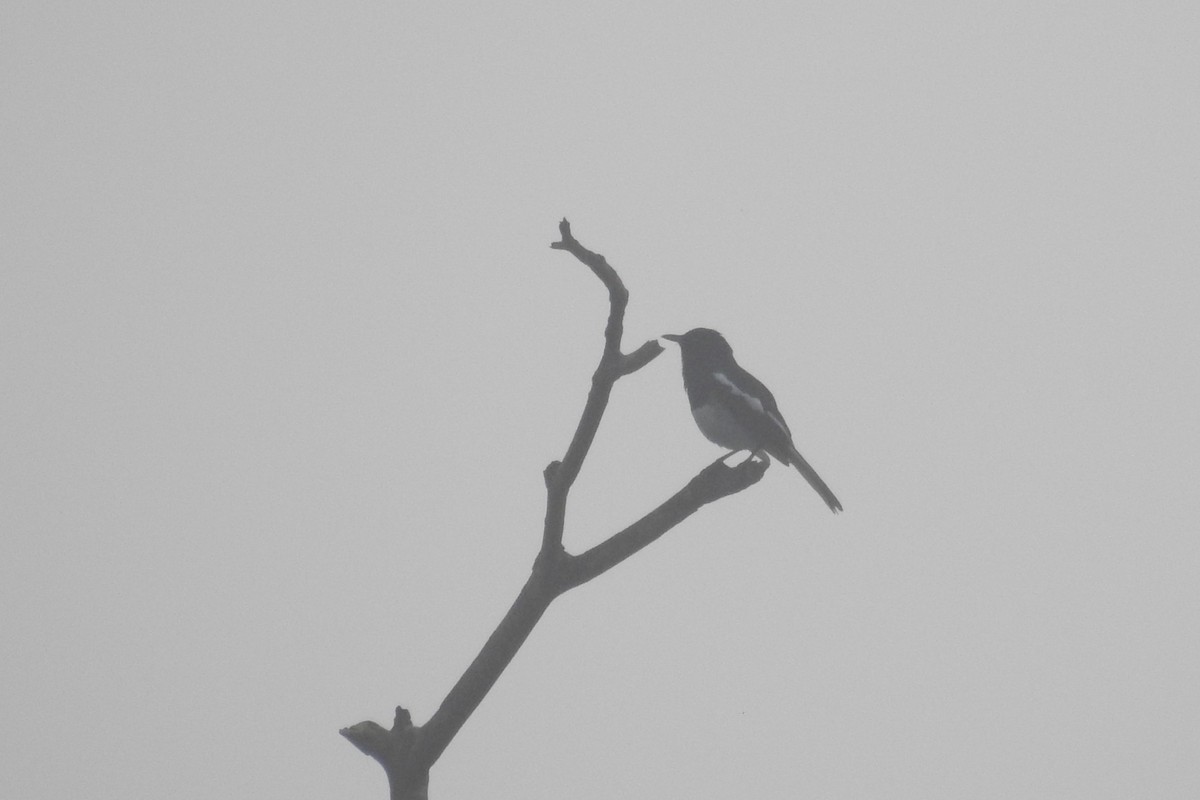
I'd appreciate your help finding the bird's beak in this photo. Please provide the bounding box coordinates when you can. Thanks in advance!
[661,333,682,343]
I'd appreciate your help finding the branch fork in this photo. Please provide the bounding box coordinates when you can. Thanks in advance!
[342,219,768,799]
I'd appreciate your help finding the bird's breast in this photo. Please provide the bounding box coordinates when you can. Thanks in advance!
[691,401,759,451]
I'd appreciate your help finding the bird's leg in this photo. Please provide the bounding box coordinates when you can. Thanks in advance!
[719,450,744,467]
[728,449,770,467]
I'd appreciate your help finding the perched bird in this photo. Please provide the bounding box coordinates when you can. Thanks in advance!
[662,328,842,513]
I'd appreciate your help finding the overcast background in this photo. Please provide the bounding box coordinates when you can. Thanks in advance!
[4,3,1199,799]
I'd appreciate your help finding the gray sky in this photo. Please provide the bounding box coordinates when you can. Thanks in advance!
[4,3,1199,798]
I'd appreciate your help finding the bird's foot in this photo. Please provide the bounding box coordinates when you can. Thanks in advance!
[725,449,769,467]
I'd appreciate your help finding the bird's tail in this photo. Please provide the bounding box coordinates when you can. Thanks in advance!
[787,445,843,513]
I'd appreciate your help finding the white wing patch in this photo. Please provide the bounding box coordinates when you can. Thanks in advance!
[713,372,764,413]
[713,372,792,440]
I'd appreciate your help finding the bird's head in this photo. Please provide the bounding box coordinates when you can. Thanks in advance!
[661,328,734,363]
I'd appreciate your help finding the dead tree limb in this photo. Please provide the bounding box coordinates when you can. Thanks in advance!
[341,219,768,799]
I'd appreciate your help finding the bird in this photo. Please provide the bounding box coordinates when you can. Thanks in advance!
[661,327,842,513]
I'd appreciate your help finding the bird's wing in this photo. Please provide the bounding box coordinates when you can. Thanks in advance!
[713,366,843,513]
[711,369,793,449]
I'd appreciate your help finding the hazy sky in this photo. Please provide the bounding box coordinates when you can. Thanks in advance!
[4,3,1199,798]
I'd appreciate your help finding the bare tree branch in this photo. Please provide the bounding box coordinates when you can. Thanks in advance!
[341,220,770,799]
[341,708,427,800]
[558,455,767,592]
[542,219,663,551]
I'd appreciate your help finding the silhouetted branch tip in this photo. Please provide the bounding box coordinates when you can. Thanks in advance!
[549,221,622,304]
[394,706,413,729]
[619,340,665,375]
[549,218,575,250]
[687,454,769,501]
[340,720,393,757]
